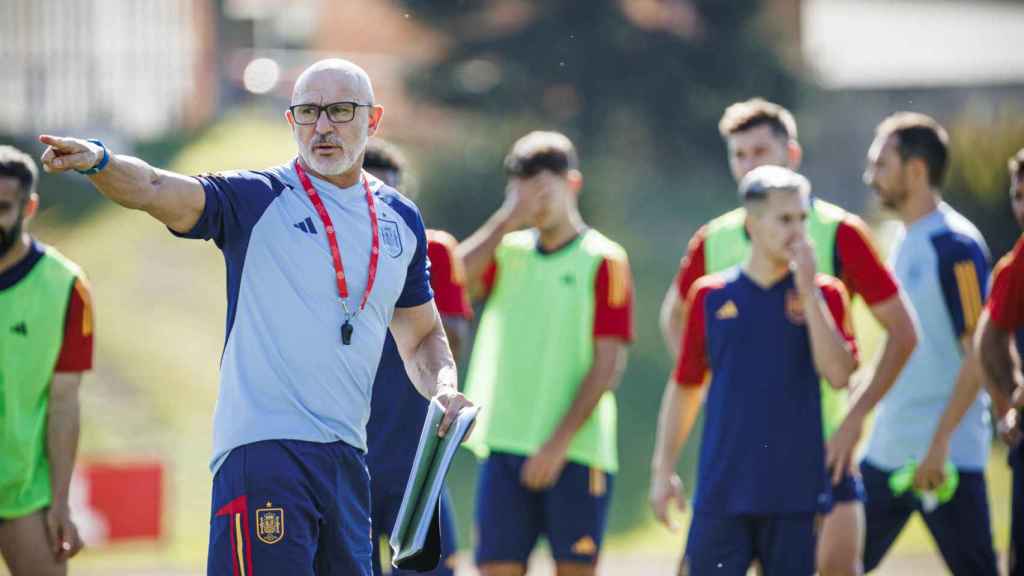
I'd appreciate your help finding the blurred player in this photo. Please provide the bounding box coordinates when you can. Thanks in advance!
[975,147,1024,576]
[650,166,859,575]
[459,131,634,576]
[0,146,90,575]
[658,98,917,576]
[363,138,472,576]
[37,59,472,576]
[860,112,997,575]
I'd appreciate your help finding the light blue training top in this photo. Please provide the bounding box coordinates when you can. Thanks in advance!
[172,161,433,473]
[864,202,991,471]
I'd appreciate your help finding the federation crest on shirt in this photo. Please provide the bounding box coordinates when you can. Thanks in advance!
[256,501,284,544]
[379,219,403,258]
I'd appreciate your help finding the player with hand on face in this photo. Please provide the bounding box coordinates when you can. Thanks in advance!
[459,131,634,576]
[659,98,917,576]
[651,165,859,576]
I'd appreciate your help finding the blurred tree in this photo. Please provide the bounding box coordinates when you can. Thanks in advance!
[397,0,800,165]
[946,107,1024,259]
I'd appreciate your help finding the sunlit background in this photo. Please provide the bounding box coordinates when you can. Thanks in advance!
[2,0,1023,574]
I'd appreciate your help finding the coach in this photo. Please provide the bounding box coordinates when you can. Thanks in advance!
[38,58,472,575]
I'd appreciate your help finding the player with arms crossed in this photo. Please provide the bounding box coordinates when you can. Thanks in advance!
[363,138,472,576]
[38,59,472,575]
[659,98,917,576]
[0,146,91,576]
[860,112,997,575]
[975,147,1024,576]
[459,131,634,576]
[650,166,859,575]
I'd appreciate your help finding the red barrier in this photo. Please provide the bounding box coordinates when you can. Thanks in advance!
[74,460,164,543]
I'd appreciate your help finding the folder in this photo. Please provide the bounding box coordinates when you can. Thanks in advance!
[390,399,478,572]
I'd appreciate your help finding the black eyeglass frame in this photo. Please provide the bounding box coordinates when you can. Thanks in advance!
[288,101,374,125]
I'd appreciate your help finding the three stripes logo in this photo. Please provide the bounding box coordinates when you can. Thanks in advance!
[294,217,318,235]
[10,322,27,336]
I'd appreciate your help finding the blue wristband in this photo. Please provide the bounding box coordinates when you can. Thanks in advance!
[76,139,110,175]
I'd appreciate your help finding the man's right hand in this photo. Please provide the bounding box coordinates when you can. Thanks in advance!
[649,472,686,531]
[38,135,103,174]
[497,181,537,231]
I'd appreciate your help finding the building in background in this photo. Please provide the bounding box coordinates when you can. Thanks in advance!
[0,0,218,139]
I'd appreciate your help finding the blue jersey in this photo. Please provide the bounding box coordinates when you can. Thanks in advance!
[865,202,991,471]
[674,269,856,515]
[172,162,433,473]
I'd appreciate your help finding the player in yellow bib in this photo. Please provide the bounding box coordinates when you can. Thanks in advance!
[460,132,634,576]
[0,146,92,575]
[656,100,918,576]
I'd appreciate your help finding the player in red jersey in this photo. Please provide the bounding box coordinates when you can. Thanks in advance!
[976,147,1024,576]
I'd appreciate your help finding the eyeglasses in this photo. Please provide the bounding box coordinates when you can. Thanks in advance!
[289,101,373,125]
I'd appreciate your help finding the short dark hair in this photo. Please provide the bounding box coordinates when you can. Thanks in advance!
[504,131,578,178]
[1009,147,1024,182]
[876,112,949,188]
[0,145,38,204]
[363,139,406,183]
[718,98,798,141]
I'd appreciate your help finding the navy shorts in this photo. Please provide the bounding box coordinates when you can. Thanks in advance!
[860,459,997,575]
[370,481,457,576]
[682,511,816,576]
[1010,443,1023,576]
[831,471,866,504]
[207,439,372,576]
[475,452,613,565]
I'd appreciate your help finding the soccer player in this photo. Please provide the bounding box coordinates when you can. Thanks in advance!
[975,147,1024,576]
[363,138,472,576]
[38,59,473,575]
[458,131,634,576]
[0,146,90,575]
[650,165,859,575]
[658,98,917,576]
[860,112,997,575]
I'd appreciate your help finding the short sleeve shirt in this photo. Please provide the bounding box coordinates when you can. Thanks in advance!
[172,161,432,472]
[864,203,992,470]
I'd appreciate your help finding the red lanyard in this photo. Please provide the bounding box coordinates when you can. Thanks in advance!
[294,159,380,331]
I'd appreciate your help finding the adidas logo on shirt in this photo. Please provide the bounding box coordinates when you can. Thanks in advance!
[716,300,738,319]
[294,217,318,235]
[10,321,27,336]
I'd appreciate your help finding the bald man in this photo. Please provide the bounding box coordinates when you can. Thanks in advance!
[38,59,473,575]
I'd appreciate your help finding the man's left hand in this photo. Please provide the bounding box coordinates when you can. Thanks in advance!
[433,389,474,440]
[521,440,569,491]
[46,504,83,561]
[913,442,949,492]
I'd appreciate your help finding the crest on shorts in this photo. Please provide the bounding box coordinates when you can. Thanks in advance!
[256,501,284,544]
[785,289,806,324]
[379,219,403,258]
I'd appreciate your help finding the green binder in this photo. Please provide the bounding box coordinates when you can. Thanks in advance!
[390,399,478,572]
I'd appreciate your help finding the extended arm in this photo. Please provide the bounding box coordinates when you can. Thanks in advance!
[39,135,205,233]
